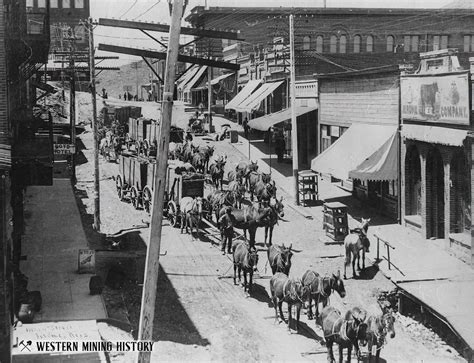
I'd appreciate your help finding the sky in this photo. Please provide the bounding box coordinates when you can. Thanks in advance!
[91,0,455,64]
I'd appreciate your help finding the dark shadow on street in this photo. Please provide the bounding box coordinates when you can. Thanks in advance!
[248,282,272,305]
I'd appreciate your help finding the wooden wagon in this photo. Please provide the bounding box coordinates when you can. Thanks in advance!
[115,153,157,213]
[164,161,205,227]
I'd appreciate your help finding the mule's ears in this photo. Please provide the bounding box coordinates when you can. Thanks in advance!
[289,243,292,250]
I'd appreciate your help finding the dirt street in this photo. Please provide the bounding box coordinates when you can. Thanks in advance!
[75,96,465,362]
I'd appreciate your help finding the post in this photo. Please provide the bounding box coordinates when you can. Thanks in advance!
[137,1,184,362]
[69,56,76,183]
[88,18,101,231]
[289,14,299,205]
[269,127,272,176]
[208,66,213,132]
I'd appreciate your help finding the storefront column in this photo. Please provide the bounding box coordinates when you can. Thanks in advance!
[444,158,451,242]
[400,139,407,223]
[420,149,428,239]
[470,138,474,267]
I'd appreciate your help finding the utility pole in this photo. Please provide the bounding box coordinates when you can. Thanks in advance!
[208,66,213,132]
[137,1,185,362]
[289,14,299,205]
[88,17,101,231]
[69,55,76,183]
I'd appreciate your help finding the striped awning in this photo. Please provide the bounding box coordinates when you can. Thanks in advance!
[0,144,11,169]
[225,80,262,110]
[234,81,283,113]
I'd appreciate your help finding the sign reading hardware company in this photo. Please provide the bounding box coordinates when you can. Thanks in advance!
[401,72,470,125]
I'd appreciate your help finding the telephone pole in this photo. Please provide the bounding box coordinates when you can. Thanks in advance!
[69,50,76,183]
[289,14,299,205]
[87,17,101,231]
[137,1,185,362]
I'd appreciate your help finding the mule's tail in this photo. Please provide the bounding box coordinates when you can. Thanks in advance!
[344,243,351,266]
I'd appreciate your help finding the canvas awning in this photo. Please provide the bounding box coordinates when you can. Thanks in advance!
[311,124,397,181]
[349,131,398,181]
[225,79,262,110]
[401,124,468,147]
[183,66,208,94]
[234,81,283,113]
[248,106,318,131]
[177,65,200,90]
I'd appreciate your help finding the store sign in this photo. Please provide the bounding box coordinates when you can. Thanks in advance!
[401,72,470,125]
[54,144,75,155]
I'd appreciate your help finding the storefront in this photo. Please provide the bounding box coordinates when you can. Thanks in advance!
[312,67,400,219]
[400,51,473,262]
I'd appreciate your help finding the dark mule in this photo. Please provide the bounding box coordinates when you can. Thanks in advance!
[232,241,259,293]
[218,203,264,248]
[253,180,276,203]
[227,169,245,184]
[365,310,396,362]
[301,270,346,321]
[208,155,226,190]
[248,171,271,200]
[344,218,371,279]
[258,196,284,246]
[267,243,293,275]
[270,272,307,333]
[191,152,207,174]
[207,190,236,223]
[236,160,258,189]
[321,306,368,363]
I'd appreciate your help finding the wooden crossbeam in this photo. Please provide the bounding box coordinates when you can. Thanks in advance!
[98,18,244,41]
[98,44,240,71]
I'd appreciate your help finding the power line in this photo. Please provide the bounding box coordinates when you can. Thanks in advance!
[119,0,138,19]
[132,0,162,21]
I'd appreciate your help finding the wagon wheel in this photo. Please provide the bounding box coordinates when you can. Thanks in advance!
[130,186,140,209]
[116,175,124,200]
[167,200,178,227]
[142,186,153,214]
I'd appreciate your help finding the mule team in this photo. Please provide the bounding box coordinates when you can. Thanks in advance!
[170,144,394,362]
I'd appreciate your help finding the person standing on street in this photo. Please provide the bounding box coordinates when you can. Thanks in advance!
[218,207,236,255]
[275,131,285,163]
[243,117,249,139]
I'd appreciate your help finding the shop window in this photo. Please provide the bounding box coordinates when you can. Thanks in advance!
[303,35,311,50]
[330,35,337,53]
[353,35,361,53]
[316,35,323,53]
[366,35,373,52]
[387,35,394,52]
[51,0,58,7]
[339,35,347,53]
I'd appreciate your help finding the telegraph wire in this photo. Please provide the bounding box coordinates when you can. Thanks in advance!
[119,0,138,19]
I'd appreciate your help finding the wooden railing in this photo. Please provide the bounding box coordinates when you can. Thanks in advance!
[374,233,404,275]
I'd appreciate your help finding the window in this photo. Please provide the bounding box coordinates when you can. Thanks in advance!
[321,125,331,152]
[51,0,58,7]
[433,35,440,51]
[75,0,84,8]
[404,35,411,52]
[353,35,361,53]
[463,35,473,52]
[62,0,71,8]
[38,0,46,7]
[339,35,347,53]
[316,35,323,53]
[387,35,394,52]
[330,35,337,53]
[366,35,373,52]
[26,0,33,7]
[411,35,419,52]
[440,35,448,49]
[303,36,311,50]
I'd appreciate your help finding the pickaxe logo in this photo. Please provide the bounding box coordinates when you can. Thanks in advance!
[19,340,32,352]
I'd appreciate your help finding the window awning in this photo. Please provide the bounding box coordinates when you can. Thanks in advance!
[183,66,208,94]
[177,65,200,90]
[0,144,11,169]
[248,106,318,131]
[401,124,468,147]
[225,80,262,110]
[349,131,398,181]
[311,124,397,181]
[234,81,283,113]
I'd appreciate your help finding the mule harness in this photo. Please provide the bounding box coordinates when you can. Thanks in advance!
[326,317,350,342]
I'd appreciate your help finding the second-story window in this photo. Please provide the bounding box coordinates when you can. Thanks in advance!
[440,35,448,49]
[464,35,474,52]
[63,0,71,8]
[411,35,419,52]
[339,35,347,53]
[354,35,361,53]
[316,35,323,53]
[387,35,394,52]
[51,0,58,7]
[366,35,373,52]
[26,0,33,7]
[303,36,311,50]
[75,0,85,8]
[330,35,337,53]
[38,0,46,7]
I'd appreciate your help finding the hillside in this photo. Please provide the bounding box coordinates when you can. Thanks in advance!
[96,60,158,100]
